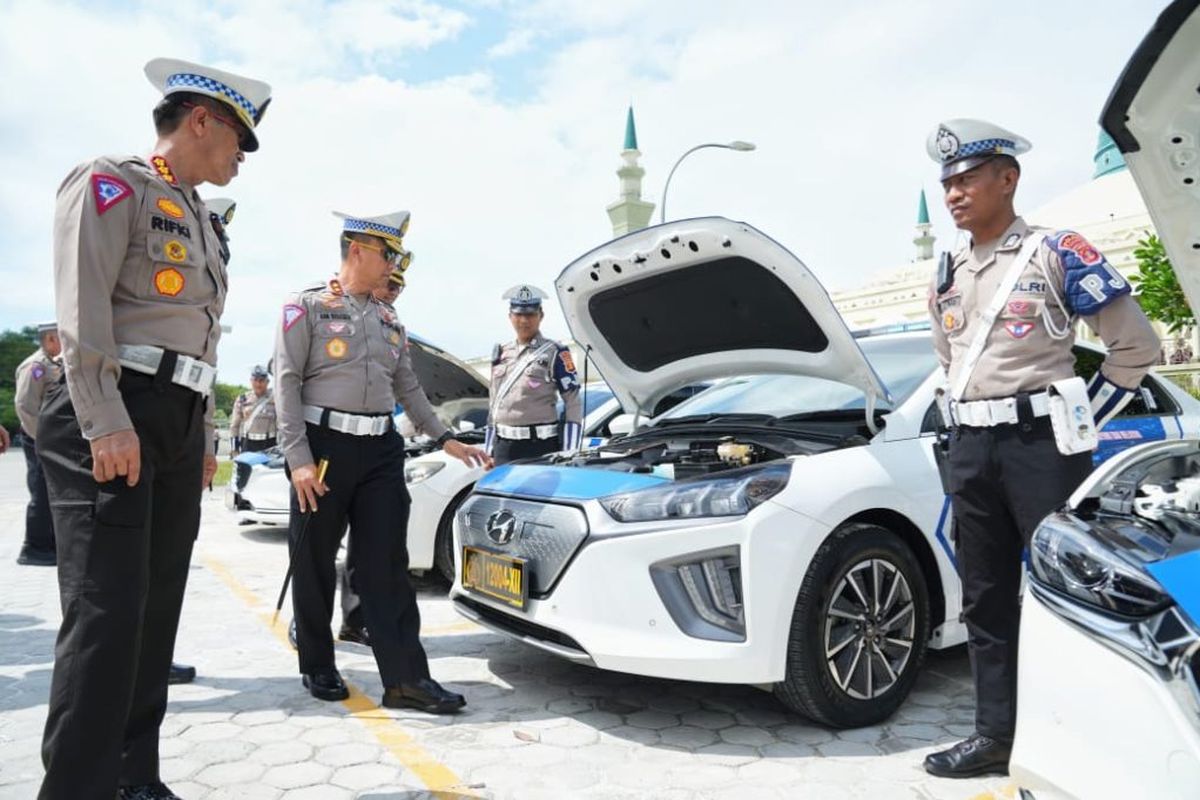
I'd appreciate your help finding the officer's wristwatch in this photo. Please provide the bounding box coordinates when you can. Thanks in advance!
[434,431,456,448]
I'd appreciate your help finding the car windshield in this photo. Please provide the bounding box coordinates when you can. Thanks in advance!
[655,334,936,422]
[558,385,614,417]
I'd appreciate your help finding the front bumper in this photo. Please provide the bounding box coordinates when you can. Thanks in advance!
[450,496,829,684]
[1010,585,1200,799]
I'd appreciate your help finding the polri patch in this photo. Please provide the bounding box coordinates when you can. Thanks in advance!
[1004,320,1035,339]
[91,173,133,216]
[282,304,306,331]
[154,267,185,297]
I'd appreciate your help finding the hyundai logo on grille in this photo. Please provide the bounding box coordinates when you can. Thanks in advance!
[485,510,518,545]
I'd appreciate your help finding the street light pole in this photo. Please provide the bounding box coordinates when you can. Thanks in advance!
[660,140,756,224]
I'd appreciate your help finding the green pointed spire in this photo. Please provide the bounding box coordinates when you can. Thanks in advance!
[623,106,638,151]
[917,189,930,225]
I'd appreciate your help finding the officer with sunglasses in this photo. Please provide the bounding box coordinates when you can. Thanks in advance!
[274,211,490,714]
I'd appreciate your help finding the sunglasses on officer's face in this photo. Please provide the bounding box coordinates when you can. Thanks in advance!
[345,236,411,270]
[182,102,252,151]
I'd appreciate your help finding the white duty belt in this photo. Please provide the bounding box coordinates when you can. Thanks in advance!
[951,392,1050,427]
[117,345,215,396]
[495,423,558,441]
[303,405,391,436]
[245,432,275,441]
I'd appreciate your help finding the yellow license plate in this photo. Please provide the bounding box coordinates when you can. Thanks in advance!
[462,547,528,609]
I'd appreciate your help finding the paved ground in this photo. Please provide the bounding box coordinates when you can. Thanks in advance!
[0,454,1015,799]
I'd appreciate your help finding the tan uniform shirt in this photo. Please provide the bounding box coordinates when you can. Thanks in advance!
[273,279,449,469]
[488,334,582,427]
[53,154,227,444]
[14,348,63,439]
[229,390,277,441]
[929,217,1159,401]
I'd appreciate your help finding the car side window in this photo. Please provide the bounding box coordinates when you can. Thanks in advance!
[1072,347,1179,419]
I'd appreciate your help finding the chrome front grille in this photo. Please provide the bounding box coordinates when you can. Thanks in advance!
[458,494,589,595]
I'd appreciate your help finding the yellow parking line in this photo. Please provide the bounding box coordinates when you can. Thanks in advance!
[199,553,478,798]
[967,783,1019,800]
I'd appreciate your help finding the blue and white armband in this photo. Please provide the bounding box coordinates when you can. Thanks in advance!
[561,421,582,453]
[1087,371,1135,430]
[483,425,495,456]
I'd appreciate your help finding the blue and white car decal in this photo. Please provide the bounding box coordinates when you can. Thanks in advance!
[1093,414,1180,464]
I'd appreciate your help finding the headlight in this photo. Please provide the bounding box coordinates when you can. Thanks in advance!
[1029,514,1171,617]
[405,461,446,485]
[599,463,790,523]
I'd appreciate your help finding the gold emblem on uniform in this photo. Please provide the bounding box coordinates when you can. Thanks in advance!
[164,240,187,263]
[325,337,348,359]
[154,268,185,297]
[156,197,185,219]
[388,330,401,345]
[942,310,963,333]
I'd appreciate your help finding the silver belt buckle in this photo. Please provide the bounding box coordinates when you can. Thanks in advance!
[173,355,212,395]
[353,415,372,436]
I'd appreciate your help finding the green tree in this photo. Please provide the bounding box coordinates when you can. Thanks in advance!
[0,326,39,434]
[1131,233,1194,333]
[212,382,247,423]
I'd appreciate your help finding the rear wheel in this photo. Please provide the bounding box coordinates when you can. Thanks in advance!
[774,522,930,728]
[433,485,475,585]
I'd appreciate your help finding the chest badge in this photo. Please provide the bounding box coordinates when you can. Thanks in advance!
[156,197,185,219]
[154,268,185,297]
[1004,320,1036,339]
[164,240,188,263]
[941,310,963,333]
[325,337,348,359]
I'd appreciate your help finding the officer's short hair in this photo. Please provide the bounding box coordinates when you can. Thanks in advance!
[152,92,227,137]
[989,154,1021,177]
[339,232,380,261]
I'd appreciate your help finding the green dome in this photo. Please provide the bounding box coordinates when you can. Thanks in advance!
[1093,129,1127,178]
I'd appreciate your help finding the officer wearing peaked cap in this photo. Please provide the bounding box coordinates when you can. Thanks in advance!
[230,363,277,459]
[38,57,270,800]
[14,322,62,567]
[922,119,1159,779]
[486,285,582,465]
[274,210,488,714]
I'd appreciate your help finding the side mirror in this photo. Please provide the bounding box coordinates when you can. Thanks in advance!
[607,413,636,436]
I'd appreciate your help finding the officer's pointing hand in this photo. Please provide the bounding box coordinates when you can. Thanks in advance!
[291,462,328,513]
[443,439,492,469]
[90,429,142,486]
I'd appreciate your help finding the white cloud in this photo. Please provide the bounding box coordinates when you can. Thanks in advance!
[488,28,537,58]
[0,0,1170,387]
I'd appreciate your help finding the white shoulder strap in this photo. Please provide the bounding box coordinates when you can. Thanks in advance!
[492,340,559,412]
[951,232,1046,401]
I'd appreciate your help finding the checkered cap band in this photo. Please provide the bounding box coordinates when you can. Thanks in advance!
[957,137,1015,159]
[343,218,404,241]
[166,73,258,122]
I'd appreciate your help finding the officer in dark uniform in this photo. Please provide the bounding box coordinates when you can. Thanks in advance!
[922,119,1160,778]
[14,322,62,566]
[274,210,489,713]
[40,57,271,800]
[485,285,582,465]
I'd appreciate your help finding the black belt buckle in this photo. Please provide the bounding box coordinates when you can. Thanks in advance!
[154,349,179,391]
[1016,392,1035,431]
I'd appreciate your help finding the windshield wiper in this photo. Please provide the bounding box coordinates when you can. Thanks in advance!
[652,413,777,427]
[777,409,891,423]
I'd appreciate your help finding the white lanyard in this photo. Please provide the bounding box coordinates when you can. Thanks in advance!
[951,233,1046,401]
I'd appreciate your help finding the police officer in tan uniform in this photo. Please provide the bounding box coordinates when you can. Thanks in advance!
[40,57,271,800]
[274,210,488,714]
[14,322,63,566]
[922,119,1159,779]
[486,285,583,464]
[230,365,278,454]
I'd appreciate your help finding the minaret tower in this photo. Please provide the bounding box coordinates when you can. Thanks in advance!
[606,107,655,237]
[913,188,936,260]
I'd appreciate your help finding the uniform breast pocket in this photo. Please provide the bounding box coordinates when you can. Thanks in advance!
[935,291,966,336]
[145,231,203,302]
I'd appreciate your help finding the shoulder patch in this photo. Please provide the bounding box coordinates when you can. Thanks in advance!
[91,173,133,216]
[282,303,306,331]
[31,363,45,381]
[1052,230,1130,316]
[558,347,576,374]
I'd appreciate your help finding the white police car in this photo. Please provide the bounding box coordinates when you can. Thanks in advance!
[1010,3,1200,796]
[449,215,1200,727]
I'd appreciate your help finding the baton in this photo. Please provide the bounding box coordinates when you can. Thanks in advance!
[272,457,329,626]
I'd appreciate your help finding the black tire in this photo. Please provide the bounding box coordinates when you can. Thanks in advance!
[774,522,930,728]
[433,484,475,585]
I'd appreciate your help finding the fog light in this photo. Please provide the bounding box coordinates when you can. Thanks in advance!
[651,547,745,642]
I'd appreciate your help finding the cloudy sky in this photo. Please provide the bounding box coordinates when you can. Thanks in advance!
[0,0,1166,383]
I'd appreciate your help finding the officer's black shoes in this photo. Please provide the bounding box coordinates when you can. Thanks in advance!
[303,667,350,701]
[168,662,196,685]
[118,782,183,800]
[337,621,370,646]
[382,678,466,714]
[16,546,56,566]
[923,733,1012,778]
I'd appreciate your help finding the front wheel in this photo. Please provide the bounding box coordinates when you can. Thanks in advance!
[774,522,930,728]
[433,485,475,585]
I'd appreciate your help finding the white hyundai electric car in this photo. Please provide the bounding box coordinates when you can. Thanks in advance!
[450,214,1200,727]
[1010,2,1200,797]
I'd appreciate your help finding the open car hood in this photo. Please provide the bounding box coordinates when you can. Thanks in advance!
[1101,0,1200,311]
[406,333,488,406]
[554,217,892,427]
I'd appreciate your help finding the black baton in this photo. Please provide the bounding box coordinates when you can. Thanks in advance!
[273,457,329,625]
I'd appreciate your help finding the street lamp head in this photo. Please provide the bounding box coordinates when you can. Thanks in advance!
[727,141,756,151]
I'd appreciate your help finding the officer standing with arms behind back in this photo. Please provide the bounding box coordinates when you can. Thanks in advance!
[14,322,63,566]
[229,365,277,468]
[922,119,1159,779]
[486,285,582,464]
[39,58,271,800]
[274,210,489,713]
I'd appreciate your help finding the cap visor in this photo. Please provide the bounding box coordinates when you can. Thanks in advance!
[940,155,995,181]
